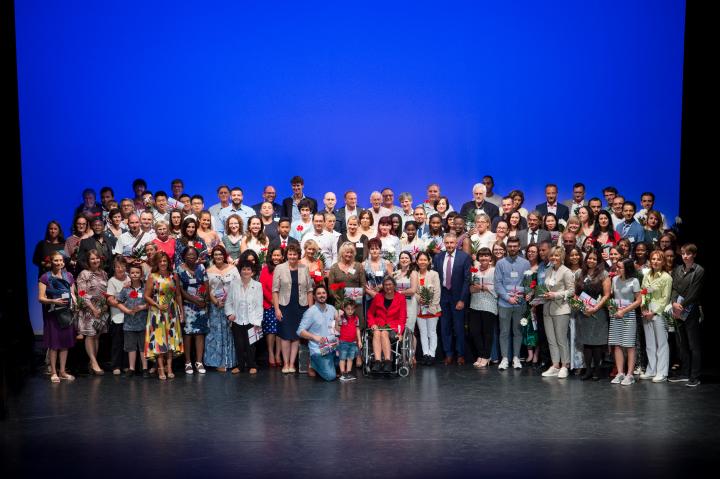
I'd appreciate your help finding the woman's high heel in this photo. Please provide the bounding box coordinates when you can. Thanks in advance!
[158,366,167,380]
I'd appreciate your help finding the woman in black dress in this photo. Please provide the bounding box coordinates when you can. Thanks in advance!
[32,220,66,278]
[575,248,611,380]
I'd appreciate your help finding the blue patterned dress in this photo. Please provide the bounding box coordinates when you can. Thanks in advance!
[176,263,209,335]
[204,267,238,368]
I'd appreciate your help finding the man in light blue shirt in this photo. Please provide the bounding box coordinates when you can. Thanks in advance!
[618,201,645,245]
[494,237,531,371]
[297,285,338,381]
[218,187,256,234]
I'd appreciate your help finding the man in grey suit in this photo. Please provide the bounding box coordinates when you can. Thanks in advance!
[562,182,588,217]
[334,190,363,235]
[518,212,551,250]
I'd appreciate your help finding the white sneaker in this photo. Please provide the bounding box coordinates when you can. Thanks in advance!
[633,366,643,375]
[652,375,668,383]
[611,373,625,384]
[639,372,654,380]
[195,362,206,374]
[558,367,569,379]
[621,374,636,386]
[542,366,559,377]
[498,358,509,370]
[512,357,522,369]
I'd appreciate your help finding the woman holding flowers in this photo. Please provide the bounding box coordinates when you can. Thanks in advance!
[376,216,401,266]
[144,251,184,380]
[76,249,109,375]
[639,250,672,382]
[177,246,209,375]
[301,239,325,286]
[204,245,238,372]
[197,210,222,251]
[415,251,441,364]
[328,242,367,328]
[468,247,497,368]
[574,248,611,380]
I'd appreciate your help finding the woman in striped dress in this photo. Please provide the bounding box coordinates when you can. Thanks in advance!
[609,259,642,386]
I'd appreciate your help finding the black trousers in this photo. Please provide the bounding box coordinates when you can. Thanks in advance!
[109,322,126,370]
[676,307,702,380]
[231,323,257,370]
[468,309,497,359]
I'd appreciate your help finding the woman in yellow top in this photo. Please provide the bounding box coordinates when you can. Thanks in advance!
[640,250,673,382]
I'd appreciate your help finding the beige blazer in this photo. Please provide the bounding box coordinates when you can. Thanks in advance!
[416,270,441,315]
[272,262,313,307]
[544,264,575,316]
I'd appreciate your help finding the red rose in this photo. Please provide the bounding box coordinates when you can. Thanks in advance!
[419,278,425,286]
[194,242,203,249]
[470,267,479,273]
[280,243,287,249]
[313,275,324,284]
[297,225,304,232]
[261,247,268,252]
[43,256,50,263]
[129,290,139,299]
[329,282,346,291]
[78,290,87,297]
[198,285,207,295]
[529,280,537,289]
[641,288,648,295]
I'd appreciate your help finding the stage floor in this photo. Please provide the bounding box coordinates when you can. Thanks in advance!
[2,365,719,478]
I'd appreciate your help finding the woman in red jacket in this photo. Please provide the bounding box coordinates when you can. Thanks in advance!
[367,276,407,372]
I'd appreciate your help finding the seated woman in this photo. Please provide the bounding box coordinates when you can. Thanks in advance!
[367,276,407,373]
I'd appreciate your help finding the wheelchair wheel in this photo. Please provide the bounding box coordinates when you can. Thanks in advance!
[398,366,410,377]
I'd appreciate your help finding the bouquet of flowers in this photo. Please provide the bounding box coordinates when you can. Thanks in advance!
[329,282,347,303]
[465,209,477,229]
[662,303,677,332]
[470,266,481,285]
[568,295,587,314]
[313,250,327,269]
[530,284,549,305]
[381,246,396,264]
[425,239,440,255]
[131,244,146,260]
[318,336,339,356]
[640,287,653,312]
[470,239,482,256]
[607,298,619,317]
[258,247,268,265]
[417,278,438,318]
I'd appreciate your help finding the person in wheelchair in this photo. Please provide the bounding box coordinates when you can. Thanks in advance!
[367,276,407,373]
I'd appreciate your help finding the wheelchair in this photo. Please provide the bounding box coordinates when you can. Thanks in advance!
[361,327,414,377]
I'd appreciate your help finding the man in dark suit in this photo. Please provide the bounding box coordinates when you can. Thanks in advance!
[281,175,318,221]
[562,182,587,217]
[432,233,472,365]
[320,192,342,233]
[268,218,300,251]
[518,212,552,250]
[535,183,569,222]
[78,217,116,275]
[334,190,363,235]
[459,183,500,221]
[252,185,282,218]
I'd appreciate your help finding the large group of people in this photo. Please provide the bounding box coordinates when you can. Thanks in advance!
[34,176,704,386]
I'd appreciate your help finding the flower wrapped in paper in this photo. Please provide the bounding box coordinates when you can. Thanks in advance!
[381,246,396,264]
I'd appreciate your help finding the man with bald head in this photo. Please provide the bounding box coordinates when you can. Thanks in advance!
[368,191,392,226]
[321,192,341,233]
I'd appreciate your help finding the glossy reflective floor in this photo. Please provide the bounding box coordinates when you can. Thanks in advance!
[2,365,719,478]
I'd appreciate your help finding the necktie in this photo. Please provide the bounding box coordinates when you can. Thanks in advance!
[530,231,536,244]
[623,222,630,236]
[445,253,453,289]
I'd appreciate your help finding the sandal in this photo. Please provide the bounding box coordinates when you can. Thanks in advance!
[167,367,175,379]
[249,368,258,375]
[216,367,227,373]
[158,367,166,380]
[50,374,60,383]
[59,372,75,381]
[231,367,240,374]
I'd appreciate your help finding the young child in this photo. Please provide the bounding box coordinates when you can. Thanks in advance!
[337,300,362,382]
[116,264,150,377]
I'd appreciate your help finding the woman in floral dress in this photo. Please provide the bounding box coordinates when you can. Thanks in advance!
[204,245,237,372]
[75,249,109,375]
[144,251,184,380]
[177,246,210,375]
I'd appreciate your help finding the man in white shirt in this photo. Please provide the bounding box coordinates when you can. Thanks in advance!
[113,214,154,265]
[138,211,157,241]
[610,196,626,229]
[368,191,392,226]
[219,187,256,234]
[208,185,231,225]
[300,212,338,270]
[381,188,404,216]
[151,191,171,224]
[563,182,587,217]
[635,191,667,227]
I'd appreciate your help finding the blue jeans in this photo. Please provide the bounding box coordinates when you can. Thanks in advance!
[310,353,337,381]
[338,341,358,360]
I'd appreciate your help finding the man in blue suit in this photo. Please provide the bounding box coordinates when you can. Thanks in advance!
[433,233,472,365]
[535,183,570,222]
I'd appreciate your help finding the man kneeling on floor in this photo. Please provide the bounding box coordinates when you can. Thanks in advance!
[297,285,339,381]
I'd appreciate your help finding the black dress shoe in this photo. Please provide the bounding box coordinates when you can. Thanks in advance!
[382,361,393,373]
[581,368,594,381]
[371,361,381,373]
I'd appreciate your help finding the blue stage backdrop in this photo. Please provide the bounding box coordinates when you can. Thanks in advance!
[16,1,686,331]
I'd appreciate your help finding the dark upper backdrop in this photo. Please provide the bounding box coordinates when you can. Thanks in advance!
[14,0,686,331]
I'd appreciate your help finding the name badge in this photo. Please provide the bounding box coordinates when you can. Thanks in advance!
[189,278,197,285]
[273,217,280,222]
[375,271,383,277]
[510,272,519,278]
[348,268,356,275]
[356,242,363,248]
[61,293,70,299]
[314,270,322,277]
[629,237,636,243]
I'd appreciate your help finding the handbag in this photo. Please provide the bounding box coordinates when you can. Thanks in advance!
[46,272,74,329]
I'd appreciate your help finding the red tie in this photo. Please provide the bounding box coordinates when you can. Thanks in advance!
[445,253,453,289]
